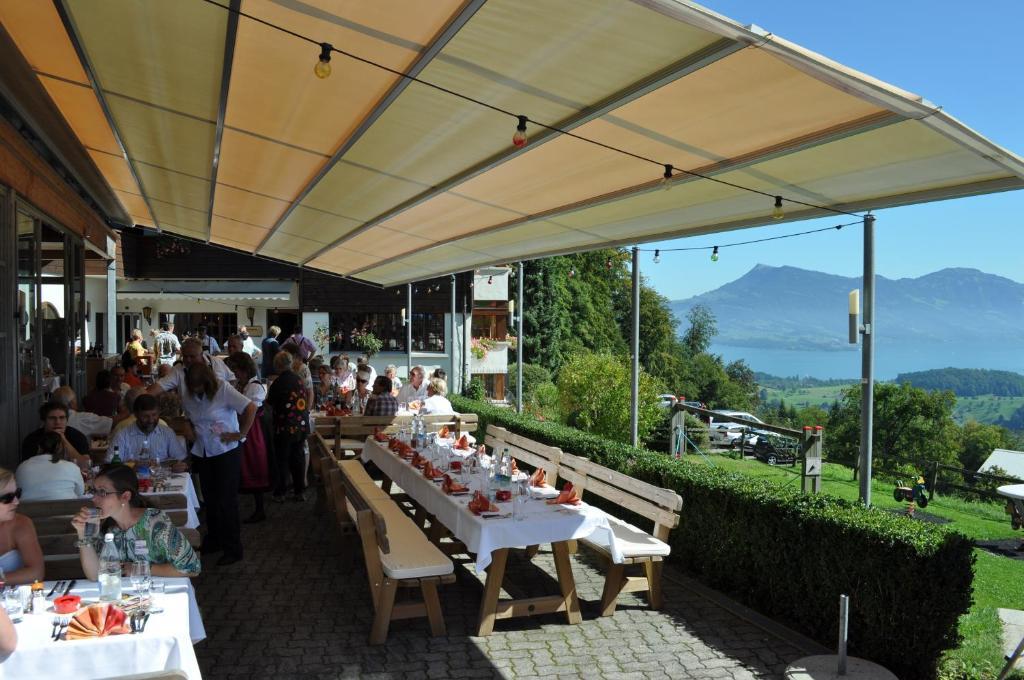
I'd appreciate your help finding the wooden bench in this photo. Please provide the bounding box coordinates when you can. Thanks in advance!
[336,459,455,644]
[20,495,200,580]
[557,452,682,616]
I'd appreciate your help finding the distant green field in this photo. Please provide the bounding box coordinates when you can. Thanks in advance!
[953,394,1024,424]
[762,383,854,409]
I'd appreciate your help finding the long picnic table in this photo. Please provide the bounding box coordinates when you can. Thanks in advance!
[360,436,622,635]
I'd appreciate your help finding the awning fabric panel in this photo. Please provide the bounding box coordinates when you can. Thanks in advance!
[3,0,1022,286]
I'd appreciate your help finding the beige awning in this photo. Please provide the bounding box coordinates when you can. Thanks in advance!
[2,0,1021,286]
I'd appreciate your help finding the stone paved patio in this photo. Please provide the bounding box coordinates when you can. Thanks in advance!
[192,491,821,679]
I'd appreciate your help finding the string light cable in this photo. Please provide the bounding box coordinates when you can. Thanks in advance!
[197,0,865,220]
[640,218,865,259]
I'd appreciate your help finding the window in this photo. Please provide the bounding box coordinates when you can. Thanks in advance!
[326,312,446,353]
[17,211,38,395]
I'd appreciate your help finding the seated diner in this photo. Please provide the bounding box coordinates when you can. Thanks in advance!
[16,431,85,501]
[0,467,45,585]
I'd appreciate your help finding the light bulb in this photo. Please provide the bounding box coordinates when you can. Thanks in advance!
[512,115,528,148]
[661,164,673,190]
[772,195,784,220]
[487,275,493,284]
[711,246,719,262]
[314,43,332,79]
[653,249,660,264]
[568,268,575,278]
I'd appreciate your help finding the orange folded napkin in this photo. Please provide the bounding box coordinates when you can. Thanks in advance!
[422,461,444,479]
[468,491,500,515]
[438,425,450,438]
[388,437,401,452]
[65,604,130,640]
[373,427,388,442]
[510,458,519,474]
[442,474,468,494]
[529,467,547,487]
[411,452,427,468]
[454,434,470,450]
[546,482,582,506]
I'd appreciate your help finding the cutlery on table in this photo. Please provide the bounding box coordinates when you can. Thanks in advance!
[62,579,76,596]
[141,613,151,633]
[46,580,65,598]
[50,616,61,640]
[54,616,70,641]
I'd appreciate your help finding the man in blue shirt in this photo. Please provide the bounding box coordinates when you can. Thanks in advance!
[108,394,188,471]
[261,325,281,377]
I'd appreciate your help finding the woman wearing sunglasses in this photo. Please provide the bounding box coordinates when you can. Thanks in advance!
[0,468,44,585]
[71,464,200,578]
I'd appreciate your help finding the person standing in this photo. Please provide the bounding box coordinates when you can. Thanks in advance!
[155,322,181,366]
[176,363,254,566]
[261,325,281,378]
[226,352,271,523]
[280,326,316,363]
[265,351,309,502]
[196,325,221,355]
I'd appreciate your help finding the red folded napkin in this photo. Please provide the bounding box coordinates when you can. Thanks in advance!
[442,474,468,494]
[468,491,500,515]
[373,427,388,442]
[66,604,130,640]
[411,452,426,468]
[510,458,519,474]
[454,434,470,450]
[529,467,547,487]
[422,461,444,479]
[438,425,450,438]
[546,482,581,506]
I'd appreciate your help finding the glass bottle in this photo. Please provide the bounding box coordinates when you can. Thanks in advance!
[98,533,122,602]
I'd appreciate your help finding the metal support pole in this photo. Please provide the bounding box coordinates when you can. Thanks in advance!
[450,274,456,391]
[859,214,875,506]
[516,262,524,413]
[630,247,640,447]
[406,283,413,377]
[838,594,850,675]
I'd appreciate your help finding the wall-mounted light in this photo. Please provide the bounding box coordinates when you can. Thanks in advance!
[401,307,407,325]
[142,306,153,325]
[848,289,860,344]
[246,306,255,325]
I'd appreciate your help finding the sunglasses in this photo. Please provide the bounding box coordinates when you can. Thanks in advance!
[0,488,22,504]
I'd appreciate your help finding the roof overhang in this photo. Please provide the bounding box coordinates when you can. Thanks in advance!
[2,0,1021,287]
[117,279,293,300]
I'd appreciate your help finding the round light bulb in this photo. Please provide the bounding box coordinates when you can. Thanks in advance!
[772,195,784,220]
[653,250,661,264]
[512,115,528,148]
[314,59,331,79]
[711,246,719,262]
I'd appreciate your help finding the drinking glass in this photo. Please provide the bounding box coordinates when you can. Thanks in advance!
[148,580,165,614]
[513,480,529,522]
[83,507,102,538]
[130,560,152,599]
[2,588,23,622]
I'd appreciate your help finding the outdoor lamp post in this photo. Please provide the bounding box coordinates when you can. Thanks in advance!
[246,306,255,326]
[142,306,152,326]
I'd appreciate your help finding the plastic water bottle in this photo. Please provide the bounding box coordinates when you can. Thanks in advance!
[98,532,122,602]
[110,445,121,465]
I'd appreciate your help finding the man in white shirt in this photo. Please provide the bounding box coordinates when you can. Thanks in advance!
[239,326,257,356]
[52,386,111,437]
[356,356,377,385]
[155,323,181,365]
[419,377,455,415]
[108,394,188,471]
[397,366,428,405]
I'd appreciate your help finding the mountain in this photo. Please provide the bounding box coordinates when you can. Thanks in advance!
[670,265,1024,351]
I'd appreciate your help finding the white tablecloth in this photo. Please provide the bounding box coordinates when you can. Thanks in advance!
[1,577,205,680]
[361,438,621,571]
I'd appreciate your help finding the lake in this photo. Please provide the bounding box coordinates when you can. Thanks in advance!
[712,342,1024,380]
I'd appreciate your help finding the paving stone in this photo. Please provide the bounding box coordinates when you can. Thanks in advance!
[193,490,811,679]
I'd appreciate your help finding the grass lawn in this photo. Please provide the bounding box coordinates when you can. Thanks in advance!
[682,453,1024,678]
[953,395,1024,424]
[762,384,854,409]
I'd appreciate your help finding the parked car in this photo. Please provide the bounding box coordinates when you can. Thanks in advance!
[657,394,678,410]
[708,410,765,449]
[752,433,798,466]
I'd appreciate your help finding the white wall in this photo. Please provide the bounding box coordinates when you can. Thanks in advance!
[84,275,107,350]
[474,267,510,301]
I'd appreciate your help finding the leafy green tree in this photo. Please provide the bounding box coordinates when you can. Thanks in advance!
[556,350,664,443]
[959,420,1014,471]
[828,383,961,473]
[682,304,716,356]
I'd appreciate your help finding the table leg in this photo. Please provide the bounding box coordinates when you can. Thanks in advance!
[551,541,582,625]
[476,548,509,636]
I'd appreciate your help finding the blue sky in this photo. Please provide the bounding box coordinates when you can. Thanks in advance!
[643,1,1024,300]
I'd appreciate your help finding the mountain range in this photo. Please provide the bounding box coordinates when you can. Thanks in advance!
[669,265,1024,351]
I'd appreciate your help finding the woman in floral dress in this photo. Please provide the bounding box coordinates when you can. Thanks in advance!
[266,351,310,502]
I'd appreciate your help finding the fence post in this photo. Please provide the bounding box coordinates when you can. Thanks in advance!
[801,426,823,494]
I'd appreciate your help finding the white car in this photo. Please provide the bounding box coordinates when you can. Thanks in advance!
[657,394,678,410]
[708,411,765,448]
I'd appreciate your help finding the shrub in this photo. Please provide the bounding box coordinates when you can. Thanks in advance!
[463,377,485,401]
[507,362,553,398]
[453,395,975,680]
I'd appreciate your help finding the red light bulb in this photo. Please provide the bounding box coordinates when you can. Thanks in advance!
[512,115,528,148]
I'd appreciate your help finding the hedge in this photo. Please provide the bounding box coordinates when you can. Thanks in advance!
[454,395,975,680]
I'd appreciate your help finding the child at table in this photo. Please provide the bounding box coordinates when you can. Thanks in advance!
[71,464,201,578]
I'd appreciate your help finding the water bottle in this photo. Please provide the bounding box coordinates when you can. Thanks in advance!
[99,532,122,602]
[110,445,121,465]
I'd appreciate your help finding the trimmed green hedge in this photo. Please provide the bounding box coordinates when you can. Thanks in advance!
[455,396,974,680]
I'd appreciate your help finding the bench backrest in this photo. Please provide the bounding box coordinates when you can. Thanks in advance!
[313,413,478,439]
[485,425,562,481]
[337,462,393,607]
[557,452,682,541]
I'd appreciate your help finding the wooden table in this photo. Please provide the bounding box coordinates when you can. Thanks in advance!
[361,438,620,635]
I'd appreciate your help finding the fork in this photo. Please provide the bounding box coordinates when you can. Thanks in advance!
[50,616,61,640]
[53,615,70,641]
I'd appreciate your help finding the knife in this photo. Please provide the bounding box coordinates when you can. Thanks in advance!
[63,579,76,596]
[46,580,64,598]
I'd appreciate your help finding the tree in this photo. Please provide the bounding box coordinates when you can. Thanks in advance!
[959,420,1014,471]
[556,350,664,444]
[682,304,716,356]
[828,383,961,473]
